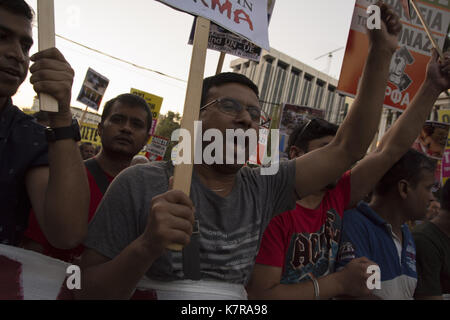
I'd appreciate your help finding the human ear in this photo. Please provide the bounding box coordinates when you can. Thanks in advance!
[97,122,104,138]
[398,180,409,200]
[289,146,304,160]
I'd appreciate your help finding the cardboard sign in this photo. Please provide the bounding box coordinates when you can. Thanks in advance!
[338,0,450,111]
[130,88,164,136]
[188,0,275,61]
[80,122,101,147]
[278,104,325,160]
[146,135,170,162]
[157,0,270,50]
[76,68,110,111]
[411,120,450,186]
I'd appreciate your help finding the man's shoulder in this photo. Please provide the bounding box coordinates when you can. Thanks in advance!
[412,222,445,248]
[343,203,377,232]
[117,161,172,186]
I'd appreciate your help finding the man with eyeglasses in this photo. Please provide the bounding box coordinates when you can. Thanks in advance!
[76,4,408,300]
[248,48,450,300]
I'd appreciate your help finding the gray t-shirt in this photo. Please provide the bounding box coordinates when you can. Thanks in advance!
[85,161,296,285]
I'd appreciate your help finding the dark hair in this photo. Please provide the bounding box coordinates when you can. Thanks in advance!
[287,117,338,157]
[201,72,259,107]
[79,142,93,150]
[101,94,152,131]
[441,179,450,211]
[374,149,437,196]
[0,0,34,20]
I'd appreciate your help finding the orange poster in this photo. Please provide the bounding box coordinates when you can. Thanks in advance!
[338,0,450,111]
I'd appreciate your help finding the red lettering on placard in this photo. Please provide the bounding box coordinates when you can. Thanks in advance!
[234,9,253,31]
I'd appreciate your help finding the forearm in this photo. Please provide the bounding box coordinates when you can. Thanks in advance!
[378,80,441,156]
[44,116,90,249]
[77,239,156,300]
[335,46,393,161]
[249,273,344,300]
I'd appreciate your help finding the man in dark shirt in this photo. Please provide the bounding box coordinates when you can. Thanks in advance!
[0,0,89,248]
[413,180,450,299]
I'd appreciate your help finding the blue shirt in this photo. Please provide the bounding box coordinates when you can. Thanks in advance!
[336,202,417,299]
[0,99,48,246]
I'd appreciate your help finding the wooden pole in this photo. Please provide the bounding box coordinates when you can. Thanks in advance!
[79,105,89,125]
[168,17,211,251]
[216,52,226,75]
[410,0,444,59]
[37,0,59,112]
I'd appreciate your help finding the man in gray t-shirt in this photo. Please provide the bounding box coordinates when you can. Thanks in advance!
[78,25,401,298]
[85,160,296,285]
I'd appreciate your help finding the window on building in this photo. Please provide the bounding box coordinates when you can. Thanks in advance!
[325,86,336,122]
[287,69,301,104]
[300,74,313,106]
[314,80,325,109]
[271,62,288,106]
[260,57,274,113]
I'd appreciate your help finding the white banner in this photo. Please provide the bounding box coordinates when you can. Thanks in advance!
[0,244,70,300]
[158,0,270,50]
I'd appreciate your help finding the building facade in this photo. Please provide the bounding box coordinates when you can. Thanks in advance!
[230,48,348,125]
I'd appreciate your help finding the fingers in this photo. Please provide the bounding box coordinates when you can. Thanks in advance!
[30,47,68,63]
[152,198,195,225]
[163,189,195,211]
[31,80,72,99]
[168,176,174,190]
[30,58,74,74]
[30,69,73,84]
[380,3,402,35]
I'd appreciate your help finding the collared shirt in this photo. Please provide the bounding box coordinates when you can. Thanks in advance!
[0,98,48,246]
[336,202,417,300]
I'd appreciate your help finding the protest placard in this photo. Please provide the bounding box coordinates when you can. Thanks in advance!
[158,0,270,50]
[0,244,70,300]
[130,88,163,136]
[278,104,325,160]
[76,68,110,111]
[80,122,101,148]
[146,136,170,162]
[188,0,275,62]
[411,120,450,185]
[338,0,450,111]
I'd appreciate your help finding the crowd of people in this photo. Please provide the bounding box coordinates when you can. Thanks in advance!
[1,0,449,300]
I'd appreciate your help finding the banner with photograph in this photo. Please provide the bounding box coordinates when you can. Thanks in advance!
[338,0,450,111]
[278,104,325,160]
[157,0,270,50]
[411,120,450,186]
[76,68,109,111]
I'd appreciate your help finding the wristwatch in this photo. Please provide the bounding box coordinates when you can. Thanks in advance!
[45,119,81,142]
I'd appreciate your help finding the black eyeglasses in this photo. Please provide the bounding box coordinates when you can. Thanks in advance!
[200,97,271,128]
[291,117,334,147]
